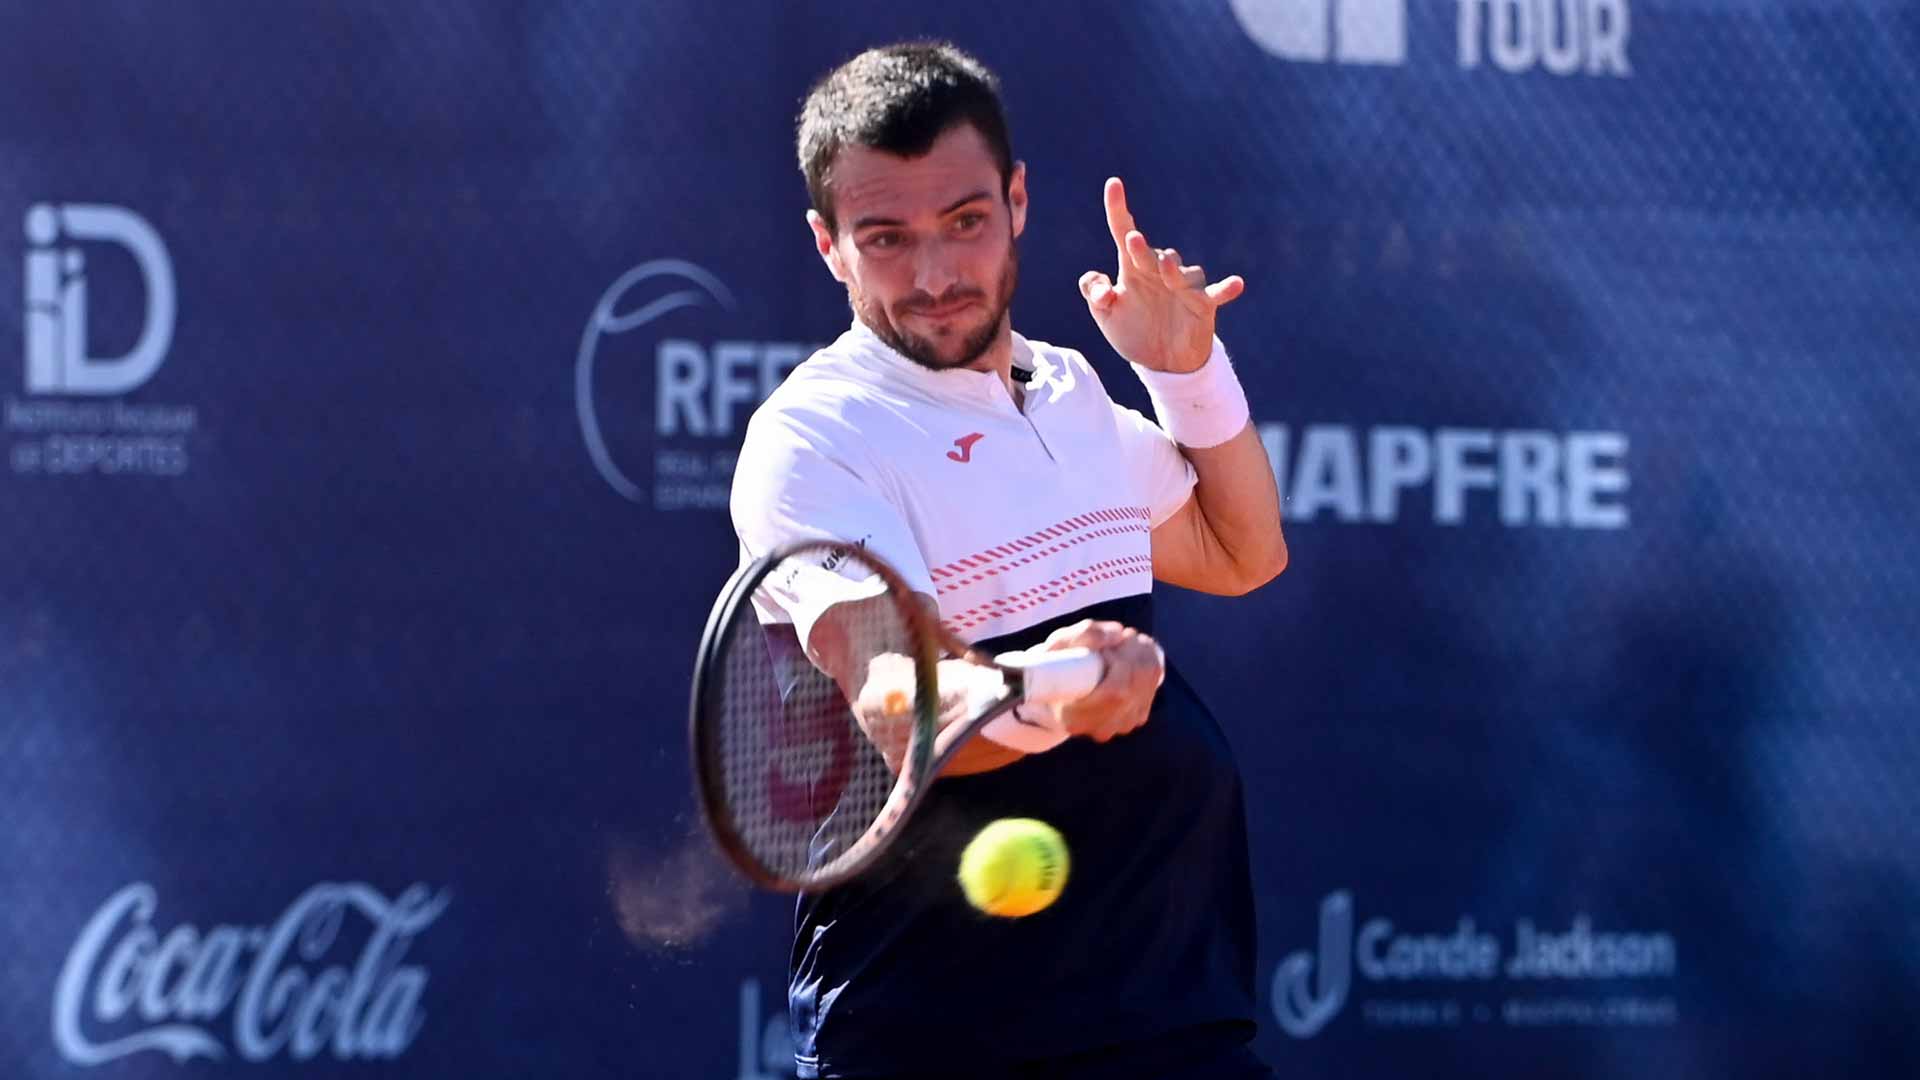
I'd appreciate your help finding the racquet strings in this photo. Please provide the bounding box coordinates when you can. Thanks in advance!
[704,557,921,884]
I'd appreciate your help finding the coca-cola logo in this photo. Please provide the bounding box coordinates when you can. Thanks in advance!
[53,881,450,1066]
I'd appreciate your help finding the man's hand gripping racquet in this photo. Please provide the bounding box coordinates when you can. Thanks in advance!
[689,540,1110,892]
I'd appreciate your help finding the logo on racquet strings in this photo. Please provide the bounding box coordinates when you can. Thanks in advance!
[53,881,449,1065]
[766,692,856,824]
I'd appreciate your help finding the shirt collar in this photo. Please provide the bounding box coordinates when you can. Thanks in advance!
[842,319,1034,406]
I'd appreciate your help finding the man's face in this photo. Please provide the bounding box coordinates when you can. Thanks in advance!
[810,123,1027,372]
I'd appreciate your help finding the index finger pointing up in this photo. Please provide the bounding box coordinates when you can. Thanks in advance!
[1104,177,1138,256]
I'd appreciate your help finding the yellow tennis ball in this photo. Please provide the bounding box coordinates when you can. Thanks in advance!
[957,818,1070,918]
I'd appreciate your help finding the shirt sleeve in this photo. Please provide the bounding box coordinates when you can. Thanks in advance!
[729,407,933,646]
[1109,401,1198,528]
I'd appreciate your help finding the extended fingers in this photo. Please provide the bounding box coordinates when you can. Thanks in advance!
[1078,269,1117,312]
[1205,274,1247,306]
[1155,246,1191,291]
[1103,177,1137,256]
[1104,178,1236,299]
[1123,229,1160,276]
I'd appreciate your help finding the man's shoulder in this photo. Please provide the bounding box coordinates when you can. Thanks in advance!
[1014,332,1091,369]
[742,331,899,451]
[769,328,875,397]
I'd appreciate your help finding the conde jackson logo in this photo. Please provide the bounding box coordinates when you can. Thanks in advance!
[1274,890,1678,1037]
[52,881,450,1066]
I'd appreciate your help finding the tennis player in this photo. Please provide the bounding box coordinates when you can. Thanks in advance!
[729,41,1287,1079]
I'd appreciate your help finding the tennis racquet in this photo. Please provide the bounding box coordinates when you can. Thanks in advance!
[689,539,1107,892]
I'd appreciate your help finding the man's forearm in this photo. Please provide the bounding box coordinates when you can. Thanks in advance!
[814,595,1031,777]
[1181,421,1288,592]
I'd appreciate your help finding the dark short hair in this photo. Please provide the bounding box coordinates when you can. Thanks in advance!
[797,41,1015,234]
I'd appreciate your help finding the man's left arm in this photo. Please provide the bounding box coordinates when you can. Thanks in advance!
[1151,419,1286,595]
[1079,176,1287,596]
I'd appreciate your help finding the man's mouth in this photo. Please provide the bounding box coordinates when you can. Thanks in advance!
[906,296,979,321]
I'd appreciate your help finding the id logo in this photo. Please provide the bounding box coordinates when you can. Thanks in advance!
[24,203,175,396]
[8,204,200,477]
[574,260,815,511]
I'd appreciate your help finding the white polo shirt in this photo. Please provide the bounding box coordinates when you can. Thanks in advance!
[731,319,1195,646]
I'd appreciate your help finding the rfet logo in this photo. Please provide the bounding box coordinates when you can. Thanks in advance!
[574,260,814,510]
[24,204,176,396]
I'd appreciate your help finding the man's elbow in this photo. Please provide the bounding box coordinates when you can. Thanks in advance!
[1223,540,1288,596]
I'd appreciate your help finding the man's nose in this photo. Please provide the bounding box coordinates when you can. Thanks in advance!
[912,239,957,298]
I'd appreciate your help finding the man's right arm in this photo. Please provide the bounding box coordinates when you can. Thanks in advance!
[732,411,1025,777]
[807,593,1027,778]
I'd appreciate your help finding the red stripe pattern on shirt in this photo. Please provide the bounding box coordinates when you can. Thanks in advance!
[942,554,1154,634]
[928,507,1151,596]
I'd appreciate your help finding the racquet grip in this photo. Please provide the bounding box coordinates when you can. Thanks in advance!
[1008,647,1106,704]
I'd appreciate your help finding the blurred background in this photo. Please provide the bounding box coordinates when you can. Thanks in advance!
[3,1,1917,1076]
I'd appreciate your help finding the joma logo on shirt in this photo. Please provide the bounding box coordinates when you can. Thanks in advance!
[946,433,985,463]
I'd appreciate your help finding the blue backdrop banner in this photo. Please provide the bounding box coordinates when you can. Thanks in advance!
[2,2,1917,1077]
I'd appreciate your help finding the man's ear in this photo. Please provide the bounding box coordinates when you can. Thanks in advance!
[1008,161,1028,239]
[806,209,848,283]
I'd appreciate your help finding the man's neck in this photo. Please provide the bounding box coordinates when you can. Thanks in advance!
[961,326,1021,405]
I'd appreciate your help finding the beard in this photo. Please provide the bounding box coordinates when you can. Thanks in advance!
[851,239,1019,373]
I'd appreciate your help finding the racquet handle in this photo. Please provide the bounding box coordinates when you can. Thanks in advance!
[999,647,1106,704]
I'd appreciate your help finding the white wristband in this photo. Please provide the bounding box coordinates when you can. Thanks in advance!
[1130,337,1250,450]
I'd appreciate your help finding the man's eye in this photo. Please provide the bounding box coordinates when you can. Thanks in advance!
[866,232,903,250]
[954,213,986,231]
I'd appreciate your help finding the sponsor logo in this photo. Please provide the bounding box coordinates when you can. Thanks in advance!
[1458,0,1631,76]
[946,433,985,463]
[9,204,199,477]
[24,204,174,395]
[1230,0,1406,66]
[1259,422,1630,528]
[1274,890,1677,1037]
[1231,0,1631,77]
[1026,351,1087,405]
[1274,891,1354,1036]
[53,881,450,1066]
[574,259,815,511]
[735,977,796,1080]
[817,536,868,574]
